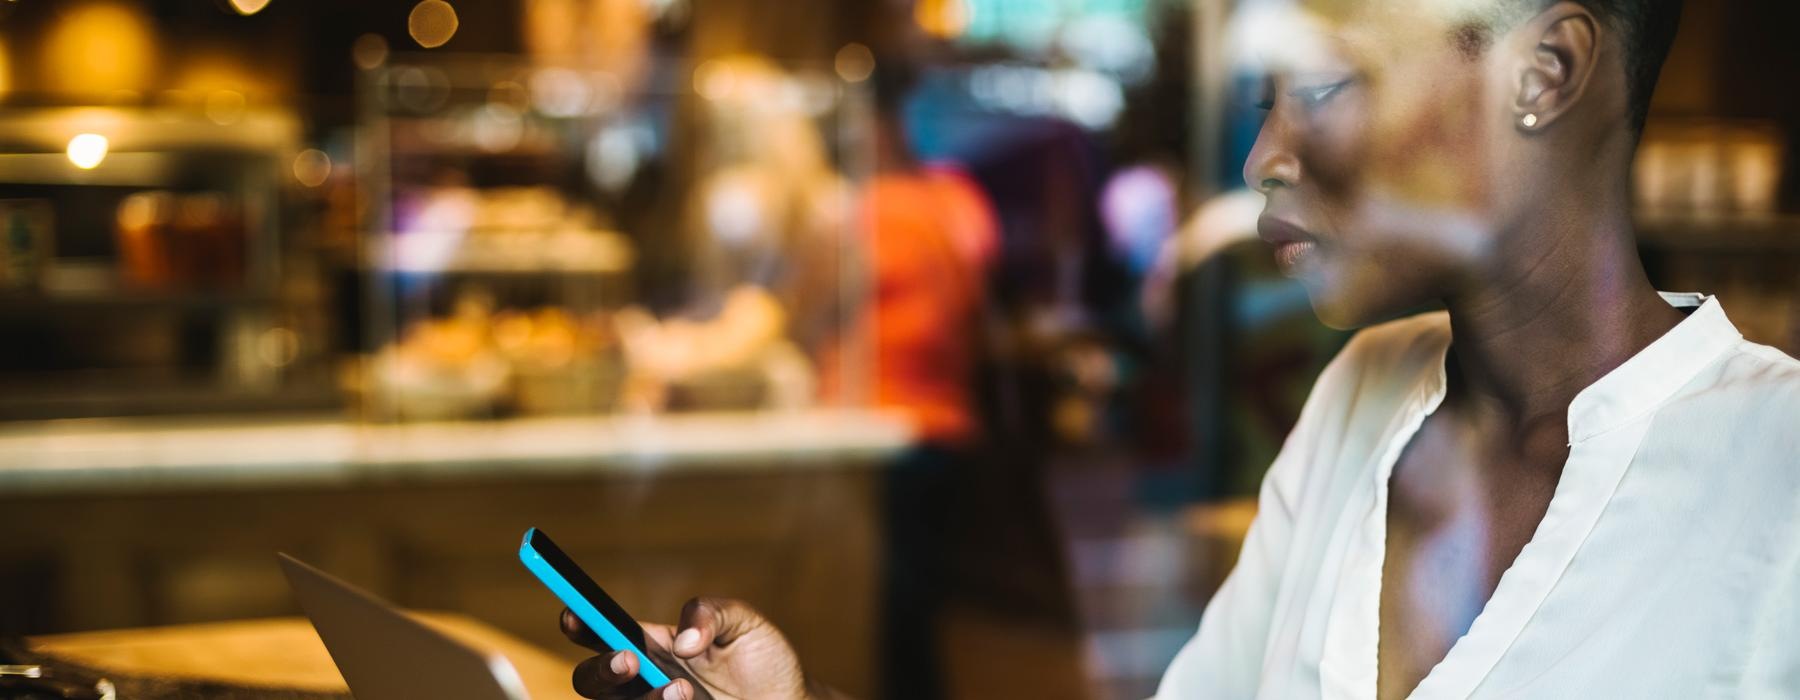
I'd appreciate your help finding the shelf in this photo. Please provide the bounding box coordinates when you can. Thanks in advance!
[0,290,281,316]
[365,264,630,275]
[0,106,301,153]
[0,370,342,421]
[1635,212,1800,254]
[367,229,635,275]
[0,152,183,187]
[0,408,915,494]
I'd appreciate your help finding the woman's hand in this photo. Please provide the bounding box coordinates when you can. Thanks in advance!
[561,597,835,700]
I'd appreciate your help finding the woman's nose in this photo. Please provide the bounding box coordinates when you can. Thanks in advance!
[1244,112,1302,194]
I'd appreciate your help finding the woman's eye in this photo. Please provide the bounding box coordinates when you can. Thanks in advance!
[1290,79,1351,108]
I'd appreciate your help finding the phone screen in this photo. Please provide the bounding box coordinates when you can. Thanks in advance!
[520,528,672,688]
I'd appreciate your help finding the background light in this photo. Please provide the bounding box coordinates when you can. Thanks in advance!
[0,37,11,96]
[293,149,332,188]
[834,43,875,83]
[204,90,246,125]
[408,0,459,49]
[227,0,272,16]
[693,60,727,101]
[44,2,156,94]
[256,327,299,367]
[66,133,109,170]
[528,68,596,118]
[352,33,389,70]
[914,0,972,40]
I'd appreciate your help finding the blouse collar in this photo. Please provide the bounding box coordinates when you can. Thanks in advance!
[1565,293,1741,444]
[1409,293,1741,445]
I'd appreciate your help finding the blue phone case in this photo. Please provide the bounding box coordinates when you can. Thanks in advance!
[519,528,673,688]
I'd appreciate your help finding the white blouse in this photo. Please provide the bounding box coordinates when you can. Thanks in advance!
[1155,293,1800,699]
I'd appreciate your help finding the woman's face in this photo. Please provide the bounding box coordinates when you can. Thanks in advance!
[1242,0,1533,329]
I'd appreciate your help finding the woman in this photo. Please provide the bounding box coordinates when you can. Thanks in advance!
[563,0,1800,697]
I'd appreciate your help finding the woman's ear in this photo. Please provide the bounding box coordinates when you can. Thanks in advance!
[1512,1,1600,131]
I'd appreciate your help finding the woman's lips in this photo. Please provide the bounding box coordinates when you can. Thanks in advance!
[1257,216,1319,277]
[1273,240,1317,276]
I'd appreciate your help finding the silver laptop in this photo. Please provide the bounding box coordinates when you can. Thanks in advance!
[278,553,530,700]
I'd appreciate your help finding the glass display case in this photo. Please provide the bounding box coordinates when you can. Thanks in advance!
[0,104,336,419]
[353,55,872,421]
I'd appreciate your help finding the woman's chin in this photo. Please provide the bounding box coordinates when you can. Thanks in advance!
[1308,299,1365,331]
[1304,283,1393,331]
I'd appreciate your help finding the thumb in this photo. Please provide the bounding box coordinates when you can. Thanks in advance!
[672,597,762,658]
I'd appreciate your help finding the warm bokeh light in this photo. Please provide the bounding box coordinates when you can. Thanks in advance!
[408,0,459,49]
[392,65,452,112]
[914,0,971,40]
[693,59,728,101]
[44,2,156,94]
[0,36,10,96]
[833,43,874,84]
[256,327,300,367]
[529,67,601,118]
[293,149,332,188]
[66,133,109,170]
[487,80,530,111]
[352,33,389,70]
[227,0,272,16]
[471,103,524,152]
[205,90,246,125]
[691,56,781,104]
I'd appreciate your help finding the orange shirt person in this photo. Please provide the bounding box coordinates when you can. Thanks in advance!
[857,164,998,444]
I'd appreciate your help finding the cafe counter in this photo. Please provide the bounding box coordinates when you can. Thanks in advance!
[0,410,912,698]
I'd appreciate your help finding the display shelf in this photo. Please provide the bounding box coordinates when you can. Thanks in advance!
[366,229,634,275]
[0,107,300,159]
[1636,212,1800,254]
[0,290,282,316]
[356,55,871,422]
[0,409,912,493]
[0,103,316,421]
[0,376,342,422]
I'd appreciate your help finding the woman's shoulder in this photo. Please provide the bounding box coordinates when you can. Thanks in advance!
[1690,337,1800,452]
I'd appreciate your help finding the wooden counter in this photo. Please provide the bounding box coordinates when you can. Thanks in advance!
[0,410,910,698]
[0,410,912,493]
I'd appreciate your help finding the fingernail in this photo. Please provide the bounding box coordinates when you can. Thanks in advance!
[609,653,629,675]
[676,629,701,652]
[663,681,688,700]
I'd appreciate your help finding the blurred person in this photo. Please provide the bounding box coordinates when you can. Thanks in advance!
[633,56,851,406]
[616,57,848,412]
[833,58,1001,700]
[686,55,850,345]
[555,1,1800,699]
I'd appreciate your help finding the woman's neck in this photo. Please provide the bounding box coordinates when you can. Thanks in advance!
[1440,210,1684,435]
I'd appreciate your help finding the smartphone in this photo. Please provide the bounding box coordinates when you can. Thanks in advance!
[519,528,673,689]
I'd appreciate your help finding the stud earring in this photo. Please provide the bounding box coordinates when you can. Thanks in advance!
[1522,113,1540,128]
